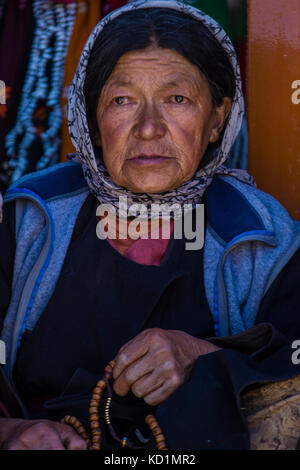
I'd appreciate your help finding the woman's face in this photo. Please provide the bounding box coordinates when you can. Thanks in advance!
[96,47,232,193]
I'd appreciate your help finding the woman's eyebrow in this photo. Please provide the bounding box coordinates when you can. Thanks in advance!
[158,77,201,94]
[105,77,198,93]
[107,79,134,89]
[159,80,189,90]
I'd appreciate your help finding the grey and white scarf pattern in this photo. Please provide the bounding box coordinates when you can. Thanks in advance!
[67,0,255,214]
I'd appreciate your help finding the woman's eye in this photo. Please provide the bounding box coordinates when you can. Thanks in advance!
[173,95,185,104]
[113,97,127,105]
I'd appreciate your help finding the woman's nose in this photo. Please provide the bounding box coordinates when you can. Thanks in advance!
[133,102,167,140]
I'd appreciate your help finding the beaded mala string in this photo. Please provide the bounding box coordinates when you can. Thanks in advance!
[5,0,76,182]
[61,360,168,450]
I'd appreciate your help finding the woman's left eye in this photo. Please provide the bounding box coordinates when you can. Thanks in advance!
[172,95,186,104]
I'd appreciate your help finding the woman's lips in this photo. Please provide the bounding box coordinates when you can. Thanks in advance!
[128,155,171,166]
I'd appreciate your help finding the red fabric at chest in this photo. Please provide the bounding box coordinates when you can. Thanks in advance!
[102,218,174,266]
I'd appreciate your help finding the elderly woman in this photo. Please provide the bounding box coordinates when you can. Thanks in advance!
[0,0,299,451]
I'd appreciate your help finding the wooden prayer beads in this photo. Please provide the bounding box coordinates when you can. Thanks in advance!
[61,359,168,450]
[145,415,168,450]
[62,414,91,448]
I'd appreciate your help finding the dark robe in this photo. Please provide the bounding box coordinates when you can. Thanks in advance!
[0,195,300,449]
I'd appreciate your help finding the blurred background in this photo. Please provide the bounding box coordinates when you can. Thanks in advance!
[0,0,299,218]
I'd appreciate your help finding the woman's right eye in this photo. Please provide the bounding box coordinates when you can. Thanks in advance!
[113,97,127,105]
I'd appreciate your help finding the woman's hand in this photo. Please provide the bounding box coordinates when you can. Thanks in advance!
[0,418,88,450]
[113,328,220,406]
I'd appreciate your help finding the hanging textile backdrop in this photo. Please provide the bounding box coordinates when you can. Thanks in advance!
[60,0,102,161]
[0,0,34,191]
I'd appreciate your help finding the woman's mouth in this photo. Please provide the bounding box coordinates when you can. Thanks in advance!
[128,155,171,166]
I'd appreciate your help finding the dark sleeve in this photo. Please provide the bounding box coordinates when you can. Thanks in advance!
[254,247,300,341]
[156,249,300,450]
[0,201,16,334]
[0,202,22,418]
[207,248,300,358]
[0,194,95,332]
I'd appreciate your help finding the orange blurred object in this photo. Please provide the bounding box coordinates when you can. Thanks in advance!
[248,0,300,220]
[60,0,102,162]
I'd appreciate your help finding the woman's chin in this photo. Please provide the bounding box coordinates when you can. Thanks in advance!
[122,179,179,194]
[115,164,183,194]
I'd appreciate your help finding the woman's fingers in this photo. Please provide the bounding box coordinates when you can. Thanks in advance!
[113,331,153,380]
[143,376,181,406]
[129,360,183,405]
[113,355,154,396]
[131,371,165,400]
[113,328,220,404]
[113,329,185,401]
[7,422,66,450]
[59,424,88,450]
[3,420,87,450]
[113,329,173,395]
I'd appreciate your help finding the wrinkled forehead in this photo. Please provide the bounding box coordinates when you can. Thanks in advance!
[102,46,205,86]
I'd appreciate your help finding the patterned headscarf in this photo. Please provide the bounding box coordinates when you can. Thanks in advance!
[67,0,255,214]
